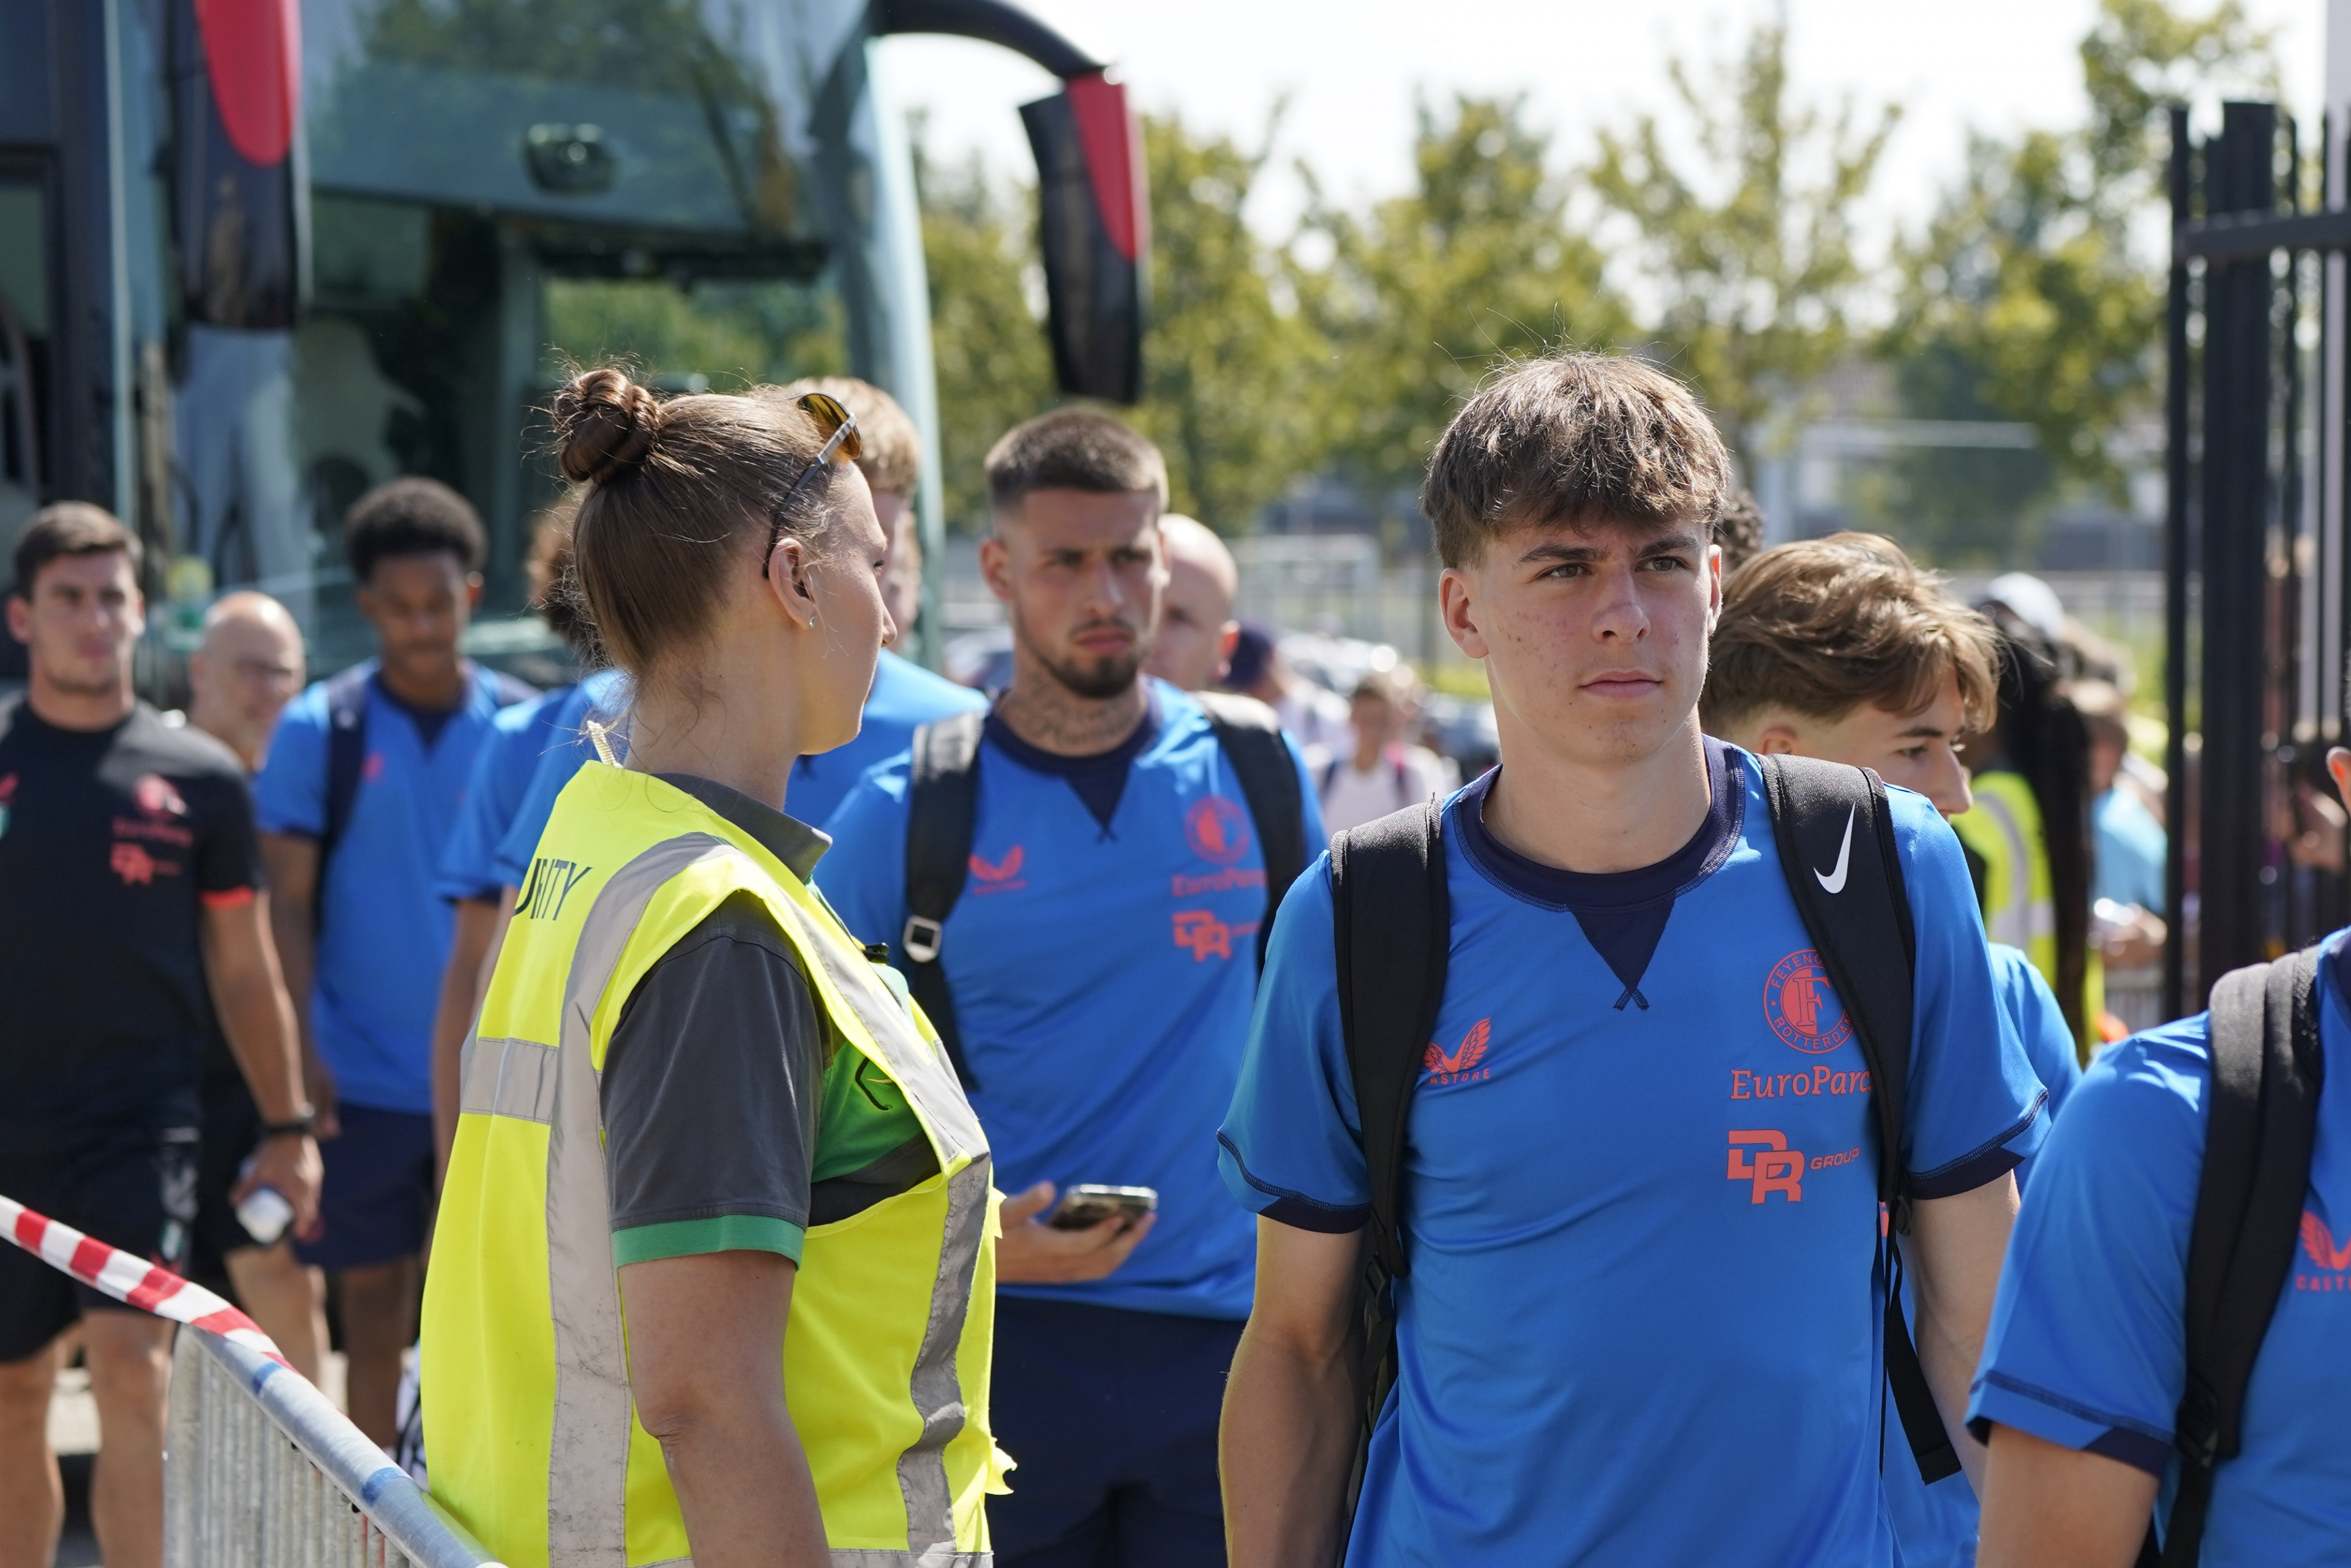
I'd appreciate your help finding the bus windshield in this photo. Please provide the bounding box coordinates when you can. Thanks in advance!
[176,0,865,667]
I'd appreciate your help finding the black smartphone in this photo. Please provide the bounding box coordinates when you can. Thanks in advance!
[1047,1184,1159,1231]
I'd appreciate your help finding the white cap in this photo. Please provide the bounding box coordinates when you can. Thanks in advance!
[1984,572,2067,643]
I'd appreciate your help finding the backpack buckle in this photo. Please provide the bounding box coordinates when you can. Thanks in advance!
[902,915,945,964]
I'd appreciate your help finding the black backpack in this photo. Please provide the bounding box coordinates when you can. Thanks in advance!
[2131,945,2325,1567]
[898,692,1309,1090]
[316,664,535,922]
[1329,752,1960,1526]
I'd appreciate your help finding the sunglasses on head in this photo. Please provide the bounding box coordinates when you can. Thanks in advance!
[761,391,864,578]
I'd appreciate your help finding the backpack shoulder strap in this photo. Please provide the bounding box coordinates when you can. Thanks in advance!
[1757,751,1955,1482]
[901,707,986,1089]
[1193,690,1309,969]
[1330,799,1448,1525]
[2158,945,2324,1567]
[320,664,372,867]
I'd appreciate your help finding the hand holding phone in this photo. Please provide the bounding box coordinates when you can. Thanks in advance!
[1047,1184,1159,1231]
[996,1181,1158,1284]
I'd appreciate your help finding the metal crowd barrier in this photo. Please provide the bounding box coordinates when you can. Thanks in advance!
[165,1327,501,1568]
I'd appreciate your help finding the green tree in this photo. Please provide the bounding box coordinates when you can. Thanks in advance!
[1584,26,1897,468]
[1127,113,1330,532]
[923,111,1329,534]
[1296,95,1629,521]
[917,143,1056,533]
[1883,0,2276,530]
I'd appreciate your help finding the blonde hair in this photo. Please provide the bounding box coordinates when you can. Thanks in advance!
[1703,532,1999,733]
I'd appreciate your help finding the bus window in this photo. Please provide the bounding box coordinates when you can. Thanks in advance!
[236,0,853,667]
[0,178,43,550]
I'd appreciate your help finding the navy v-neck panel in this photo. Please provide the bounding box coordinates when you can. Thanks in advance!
[983,692,1163,833]
[1455,738,1745,1009]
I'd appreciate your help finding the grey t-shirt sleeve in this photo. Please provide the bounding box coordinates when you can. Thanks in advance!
[601,891,827,1266]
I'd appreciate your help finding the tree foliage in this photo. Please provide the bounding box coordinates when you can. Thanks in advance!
[1294,96,1629,512]
[1125,114,1330,533]
[906,0,2279,563]
[1585,27,1897,464]
[1884,0,2276,508]
[915,143,1056,533]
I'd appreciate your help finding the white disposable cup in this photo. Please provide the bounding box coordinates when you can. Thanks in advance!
[236,1187,294,1247]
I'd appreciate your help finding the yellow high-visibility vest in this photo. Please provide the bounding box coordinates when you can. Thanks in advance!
[422,763,1001,1567]
[1952,768,2102,1048]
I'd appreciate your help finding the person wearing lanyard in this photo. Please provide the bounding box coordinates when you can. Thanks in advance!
[422,367,1000,1566]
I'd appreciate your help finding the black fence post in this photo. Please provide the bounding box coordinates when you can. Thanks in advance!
[2197,101,2281,986]
[2164,105,2193,1021]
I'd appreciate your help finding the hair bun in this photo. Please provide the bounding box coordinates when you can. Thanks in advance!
[555,368,661,485]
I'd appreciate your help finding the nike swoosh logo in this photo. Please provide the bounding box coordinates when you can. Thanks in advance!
[1815,806,1855,894]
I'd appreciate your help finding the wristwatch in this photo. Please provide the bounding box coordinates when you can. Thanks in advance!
[260,1108,318,1139]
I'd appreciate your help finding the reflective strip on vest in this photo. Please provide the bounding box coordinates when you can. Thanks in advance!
[459,1036,560,1123]
[766,895,990,1545]
[529,833,991,1567]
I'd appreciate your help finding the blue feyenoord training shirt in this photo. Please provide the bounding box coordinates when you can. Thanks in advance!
[1969,928,2351,1567]
[819,680,1323,1319]
[1220,740,2045,1567]
[786,649,986,831]
[1884,941,2083,1568]
[436,683,577,904]
[489,670,624,893]
[253,662,523,1115]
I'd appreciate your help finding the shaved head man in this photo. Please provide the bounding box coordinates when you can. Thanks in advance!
[1144,514,1240,692]
[186,591,305,772]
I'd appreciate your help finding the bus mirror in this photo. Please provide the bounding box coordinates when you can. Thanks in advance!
[525,125,618,197]
[1021,72,1148,405]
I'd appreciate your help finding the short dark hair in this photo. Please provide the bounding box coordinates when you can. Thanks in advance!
[984,408,1168,517]
[1421,352,1734,568]
[13,502,141,598]
[1702,532,2000,735]
[1713,489,1767,576]
[344,478,487,583]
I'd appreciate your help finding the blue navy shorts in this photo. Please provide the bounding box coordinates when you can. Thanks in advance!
[293,1103,434,1272]
[989,1296,1243,1568]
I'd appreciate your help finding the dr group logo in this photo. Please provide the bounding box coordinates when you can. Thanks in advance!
[1172,908,1258,962]
[1763,948,1853,1054]
[1727,1129,1862,1204]
[1184,795,1251,867]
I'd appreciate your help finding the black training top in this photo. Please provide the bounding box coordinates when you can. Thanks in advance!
[0,699,261,1139]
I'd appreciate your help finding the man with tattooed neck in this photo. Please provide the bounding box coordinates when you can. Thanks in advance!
[819,409,1322,1568]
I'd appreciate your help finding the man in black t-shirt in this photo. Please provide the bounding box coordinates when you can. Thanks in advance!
[0,506,320,1568]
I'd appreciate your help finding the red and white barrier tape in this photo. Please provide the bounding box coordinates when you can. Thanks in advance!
[0,1193,290,1368]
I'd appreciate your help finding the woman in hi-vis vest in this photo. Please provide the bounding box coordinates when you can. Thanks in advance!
[422,368,1003,1568]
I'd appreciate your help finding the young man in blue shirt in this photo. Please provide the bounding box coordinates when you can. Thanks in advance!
[1218,354,2045,1568]
[820,410,1321,1567]
[778,377,984,828]
[255,478,531,1444]
[1970,743,2351,1568]
[1708,533,2087,1567]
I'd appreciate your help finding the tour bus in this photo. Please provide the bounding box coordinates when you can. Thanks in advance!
[0,0,1146,673]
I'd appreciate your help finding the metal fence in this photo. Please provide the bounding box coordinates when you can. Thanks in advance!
[166,1327,498,1568]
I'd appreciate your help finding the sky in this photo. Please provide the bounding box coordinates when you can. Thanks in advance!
[876,0,2326,251]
